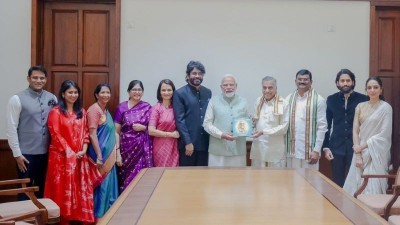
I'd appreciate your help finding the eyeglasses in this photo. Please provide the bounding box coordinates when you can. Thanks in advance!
[190,72,204,76]
[130,88,143,92]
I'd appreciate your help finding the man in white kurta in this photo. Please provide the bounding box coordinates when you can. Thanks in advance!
[250,76,289,168]
[203,75,248,166]
[286,69,328,170]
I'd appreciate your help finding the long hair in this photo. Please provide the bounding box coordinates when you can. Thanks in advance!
[335,69,356,88]
[156,79,176,103]
[58,80,83,119]
[366,76,385,100]
[186,61,205,76]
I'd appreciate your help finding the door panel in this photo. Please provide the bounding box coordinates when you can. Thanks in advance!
[52,72,78,96]
[82,72,109,103]
[43,2,117,112]
[378,18,396,71]
[371,8,400,170]
[83,11,109,67]
[53,10,79,66]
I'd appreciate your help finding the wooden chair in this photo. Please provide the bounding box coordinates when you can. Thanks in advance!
[0,209,46,225]
[354,168,400,220]
[0,179,60,224]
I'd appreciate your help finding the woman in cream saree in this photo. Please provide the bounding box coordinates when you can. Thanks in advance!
[344,77,392,195]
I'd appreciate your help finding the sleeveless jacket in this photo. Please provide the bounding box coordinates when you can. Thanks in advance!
[17,88,56,154]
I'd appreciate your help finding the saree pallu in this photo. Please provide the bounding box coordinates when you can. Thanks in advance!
[344,101,392,195]
[88,109,119,218]
[116,101,153,192]
[150,103,179,167]
[45,107,101,224]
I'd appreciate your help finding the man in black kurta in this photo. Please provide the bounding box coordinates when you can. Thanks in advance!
[322,69,368,187]
[173,61,212,166]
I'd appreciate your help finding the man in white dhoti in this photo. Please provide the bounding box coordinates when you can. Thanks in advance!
[286,69,328,169]
[203,74,248,166]
[344,76,392,195]
[250,76,289,168]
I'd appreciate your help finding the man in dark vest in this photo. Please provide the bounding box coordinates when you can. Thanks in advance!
[323,69,368,187]
[6,65,57,199]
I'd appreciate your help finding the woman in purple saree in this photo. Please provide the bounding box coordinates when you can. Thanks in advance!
[114,80,153,192]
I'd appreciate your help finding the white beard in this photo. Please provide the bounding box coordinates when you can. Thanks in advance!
[224,92,235,98]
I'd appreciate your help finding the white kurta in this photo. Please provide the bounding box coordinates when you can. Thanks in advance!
[250,96,289,165]
[286,90,328,159]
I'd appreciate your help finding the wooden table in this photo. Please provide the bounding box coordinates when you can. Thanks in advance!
[98,167,388,225]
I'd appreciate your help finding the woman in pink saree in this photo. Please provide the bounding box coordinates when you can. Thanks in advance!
[149,79,180,167]
[344,76,392,195]
[114,80,153,193]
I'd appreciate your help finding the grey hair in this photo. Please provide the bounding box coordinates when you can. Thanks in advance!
[221,74,237,84]
[262,76,277,87]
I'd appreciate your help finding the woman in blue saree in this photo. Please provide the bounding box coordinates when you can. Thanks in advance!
[87,83,122,218]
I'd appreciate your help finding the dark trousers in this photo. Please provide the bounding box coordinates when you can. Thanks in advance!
[17,154,48,200]
[179,149,208,166]
[331,146,353,187]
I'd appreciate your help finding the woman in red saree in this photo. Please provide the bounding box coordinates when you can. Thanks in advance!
[45,80,100,225]
[149,79,179,167]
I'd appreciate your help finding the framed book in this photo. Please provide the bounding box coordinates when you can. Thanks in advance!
[232,117,253,137]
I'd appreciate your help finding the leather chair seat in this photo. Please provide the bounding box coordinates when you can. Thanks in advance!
[358,194,400,215]
[0,198,59,220]
[389,215,400,225]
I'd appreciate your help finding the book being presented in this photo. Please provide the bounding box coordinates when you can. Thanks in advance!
[232,117,253,137]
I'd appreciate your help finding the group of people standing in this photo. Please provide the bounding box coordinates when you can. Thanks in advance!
[6,61,393,224]
[6,68,119,225]
[173,62,392,197]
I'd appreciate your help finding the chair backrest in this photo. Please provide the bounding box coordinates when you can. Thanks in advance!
[394,168,400,186]
[0,179,60,224]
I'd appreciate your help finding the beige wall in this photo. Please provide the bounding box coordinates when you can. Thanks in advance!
[0,0,370,138]
[0,1,31,139]
[120,0,370,108]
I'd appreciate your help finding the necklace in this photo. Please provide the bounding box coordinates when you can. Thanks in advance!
[368,100,381,109]
[359,100,381,123]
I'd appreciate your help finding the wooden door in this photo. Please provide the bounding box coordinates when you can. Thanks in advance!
[371,7,400,170]
[42,1,119,114]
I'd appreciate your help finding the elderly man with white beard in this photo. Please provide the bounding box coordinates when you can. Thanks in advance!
[203,74,249,167]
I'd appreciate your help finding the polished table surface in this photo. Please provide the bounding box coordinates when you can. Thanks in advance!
[98,167,388,225]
